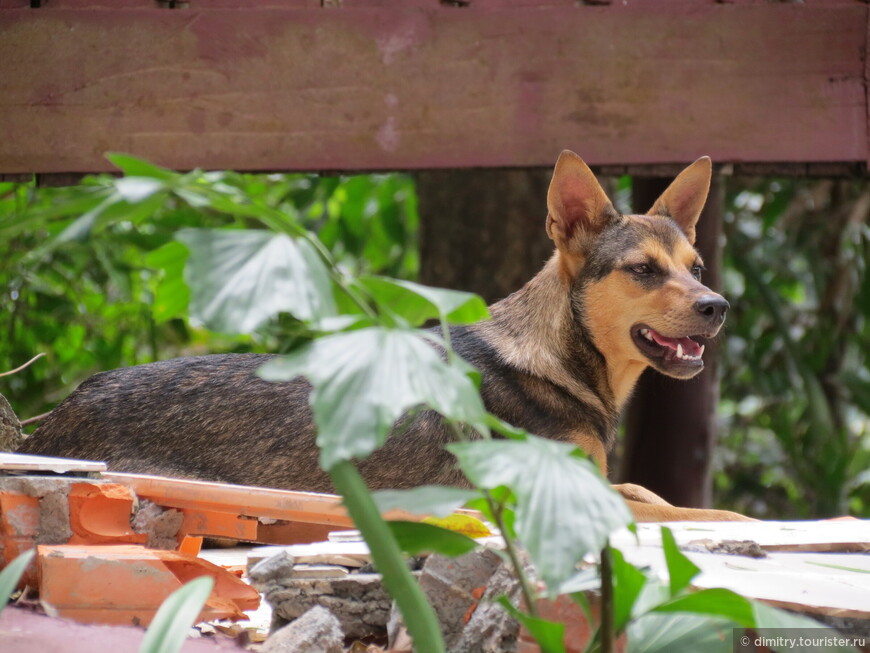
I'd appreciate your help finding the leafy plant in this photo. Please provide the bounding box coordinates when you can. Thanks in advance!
[0,549,35,616]
[138,576,214,653]
[0,165,417,423]
[718,180,869,518]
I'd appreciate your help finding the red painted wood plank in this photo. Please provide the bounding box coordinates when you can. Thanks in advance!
[0,5,865,174]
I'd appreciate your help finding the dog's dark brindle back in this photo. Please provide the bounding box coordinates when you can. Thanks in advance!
[20,151,747,521]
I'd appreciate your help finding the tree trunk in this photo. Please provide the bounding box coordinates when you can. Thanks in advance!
[416,169,553,304]
[618,177,725,508]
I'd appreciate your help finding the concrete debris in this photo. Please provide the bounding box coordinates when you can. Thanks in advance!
[388,548,528,653]
[451,555,526,653]
[261,605,344,653]
[264,572,392,639]
[131,500,183,549]
[684,538,768,558]
[420,548,503,647]
[37,490,73,545]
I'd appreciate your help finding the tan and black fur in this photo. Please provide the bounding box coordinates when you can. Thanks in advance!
[20,151,747,522]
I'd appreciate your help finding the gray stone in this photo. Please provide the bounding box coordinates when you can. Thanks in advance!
[261,605,344,653]
[248,551,296,587]
[265,573,392,639]
[0,393,23,452]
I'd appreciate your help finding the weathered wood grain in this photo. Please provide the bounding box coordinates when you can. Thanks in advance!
[0,3,865,173]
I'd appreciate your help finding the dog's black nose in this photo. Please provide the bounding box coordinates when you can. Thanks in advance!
[695,295,729,323]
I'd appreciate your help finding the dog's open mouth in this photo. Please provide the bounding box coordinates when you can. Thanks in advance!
[631,324,705,369]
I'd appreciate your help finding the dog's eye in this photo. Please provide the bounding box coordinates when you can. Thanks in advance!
[691,265,704,280]
[629,264,654,275]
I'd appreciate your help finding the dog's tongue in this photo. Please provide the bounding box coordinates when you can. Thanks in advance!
[650,330,702,357]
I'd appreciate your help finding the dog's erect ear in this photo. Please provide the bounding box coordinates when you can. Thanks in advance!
[546,150,619,251]
[647,156,712,245]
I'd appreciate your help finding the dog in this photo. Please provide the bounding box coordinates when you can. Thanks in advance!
[20,150,747,522]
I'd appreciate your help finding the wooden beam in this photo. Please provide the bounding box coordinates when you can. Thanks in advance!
[0,3,866,174]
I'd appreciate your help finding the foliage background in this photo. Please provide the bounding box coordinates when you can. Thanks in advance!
[0,171,867,519]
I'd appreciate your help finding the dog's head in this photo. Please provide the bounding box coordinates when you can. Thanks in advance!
[546,150,726,380]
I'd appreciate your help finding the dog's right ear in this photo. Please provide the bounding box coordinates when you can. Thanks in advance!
[546,151,619,267]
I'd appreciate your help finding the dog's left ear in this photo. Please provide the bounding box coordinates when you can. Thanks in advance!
[647,156,712,245]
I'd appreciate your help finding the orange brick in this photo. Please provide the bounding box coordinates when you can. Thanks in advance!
[37,544,259,627]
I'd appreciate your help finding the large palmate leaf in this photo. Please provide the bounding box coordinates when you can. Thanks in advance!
[360,276,489,326]
[449,435,633,593]
[259,327,488,469]
[177,228,335,333]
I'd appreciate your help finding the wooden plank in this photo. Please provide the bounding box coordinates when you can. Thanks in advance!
[247,541,372,568]
[622,545,870,619]
[0,452,106,474]
[617,520,870,554]
[103,472,359,528]
[0,4,865,174]
[104,471,481,528]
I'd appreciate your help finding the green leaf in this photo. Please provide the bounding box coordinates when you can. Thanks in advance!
[361,276,489,326]
[177,228,335,334]
[387,521,479,557]
[449,435,633,594]
[0,549,35,616]
[145,241,190,323]
[750,600,835,631]
[496,596,566,653]
[138,576,214,653]
[107,153,176,181]
[653,588,755,625]
[611,547,648,632]
[55,194,117,243]
[660,526,700,596]
[627,613,733,653]
[259,327,488,469]
[373,486,479,517]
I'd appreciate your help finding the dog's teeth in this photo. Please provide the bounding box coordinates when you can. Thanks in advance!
[699,344,705,357]
[676,343,683,359]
